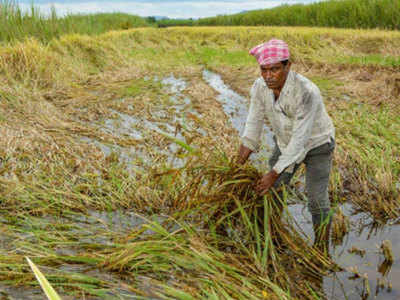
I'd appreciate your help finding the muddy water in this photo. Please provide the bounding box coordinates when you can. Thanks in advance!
[291,203,400,299]
[82,74,205,170]
[0,210,172,299]
[203,70,400,300]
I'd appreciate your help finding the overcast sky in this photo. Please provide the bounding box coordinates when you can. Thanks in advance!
[17,0,318,19]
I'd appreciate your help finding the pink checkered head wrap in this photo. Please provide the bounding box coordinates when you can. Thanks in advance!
[249,39,290,65]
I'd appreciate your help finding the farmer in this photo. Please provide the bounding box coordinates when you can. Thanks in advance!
[237,39,335,254]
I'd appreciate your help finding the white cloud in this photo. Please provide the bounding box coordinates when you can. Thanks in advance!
[18,1,315,19]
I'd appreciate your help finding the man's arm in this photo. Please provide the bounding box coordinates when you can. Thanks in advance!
[238,80,265,162]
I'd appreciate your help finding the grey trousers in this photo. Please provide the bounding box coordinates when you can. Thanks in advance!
[269,138,335,223]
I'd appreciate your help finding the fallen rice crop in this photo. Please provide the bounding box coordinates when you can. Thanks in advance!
[0,26,398,299]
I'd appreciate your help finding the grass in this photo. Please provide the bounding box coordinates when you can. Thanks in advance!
[337,54,400,67]
[0,26,398,298]
[159,0,400,30]
[333,103,400,220]
[0,0,149,45]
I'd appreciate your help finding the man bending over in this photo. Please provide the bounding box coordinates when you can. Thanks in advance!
[237,39,335,254]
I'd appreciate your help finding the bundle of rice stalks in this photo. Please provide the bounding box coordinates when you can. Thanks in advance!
[110,150,338,299]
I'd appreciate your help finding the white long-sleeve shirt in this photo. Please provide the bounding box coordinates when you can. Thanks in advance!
[242,70,335,174]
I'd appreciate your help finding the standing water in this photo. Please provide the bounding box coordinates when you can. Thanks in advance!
[82,75,204,170]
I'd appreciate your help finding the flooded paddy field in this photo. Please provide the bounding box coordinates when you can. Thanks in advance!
[0,27,399,299]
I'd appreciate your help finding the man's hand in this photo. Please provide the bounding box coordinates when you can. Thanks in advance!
[255,170,280,196]
[237,144,253,165]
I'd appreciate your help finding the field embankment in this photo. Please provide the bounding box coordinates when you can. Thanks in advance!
[159,0,400,30]
[0,27,399,299]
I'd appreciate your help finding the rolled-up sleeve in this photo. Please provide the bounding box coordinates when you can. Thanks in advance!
[241,81,265,152]
[272,89,320,174]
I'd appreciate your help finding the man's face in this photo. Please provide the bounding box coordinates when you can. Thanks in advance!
[260,61,291,91]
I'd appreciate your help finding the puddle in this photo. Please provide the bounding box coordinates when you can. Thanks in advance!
[0,275,141,300]
[68,209,147,232]
[103,109,183,144]
[13,210,176,253]
[288,203,400,299]
[104,111,145,140]
[0,285,55,300]
[161,75,187,94]
[202,69,274,172]
[81,75,207,170]
[65,210,174,240]
[80,136,146,172]
[0,210,178,299]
